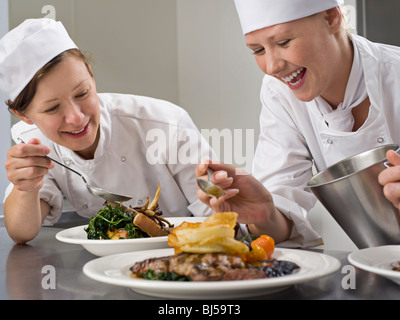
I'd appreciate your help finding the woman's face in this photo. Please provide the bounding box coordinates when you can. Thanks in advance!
[17,56,100,159]
[245,9,349,105]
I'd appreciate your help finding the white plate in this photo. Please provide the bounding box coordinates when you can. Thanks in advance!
[55,217,206,256]
[83,248,341,299]
[348,245,400,285]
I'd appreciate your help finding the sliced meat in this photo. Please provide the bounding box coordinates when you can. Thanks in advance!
[130,252,244,281]
[222,268,266,281]
[130,255,170,274]
[130,253,300,281]
[169,253,245,281]
[133,212,168,237]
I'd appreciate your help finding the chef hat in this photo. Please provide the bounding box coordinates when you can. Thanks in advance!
[234,0,344,35]
[0,18,78,101]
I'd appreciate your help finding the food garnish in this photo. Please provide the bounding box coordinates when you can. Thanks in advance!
[392,261,400,272]
[85,182,173,239]
[244,235,275,263]
[130,212,300,281]
[85,204,146,239]
[168,212,249,255]
[141,269,191,282]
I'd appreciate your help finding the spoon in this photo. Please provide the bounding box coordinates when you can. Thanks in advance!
[197,169,225,198]
[18,138,132,203]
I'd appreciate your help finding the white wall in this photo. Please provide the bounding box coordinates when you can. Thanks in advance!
[176,1,263,171]
[0,0,11,209]
[9,0,179,104]
[176,1,263,131]
[6,0,358,251]
[8,0,263,169]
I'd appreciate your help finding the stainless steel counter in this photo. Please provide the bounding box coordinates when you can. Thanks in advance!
[1,215,400,301]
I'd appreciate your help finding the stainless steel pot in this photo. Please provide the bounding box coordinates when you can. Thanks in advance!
[307,144,400,249]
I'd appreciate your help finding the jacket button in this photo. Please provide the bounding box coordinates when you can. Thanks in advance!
[327,138,333,144]
[377,137,384,143]
[121,156,126,162]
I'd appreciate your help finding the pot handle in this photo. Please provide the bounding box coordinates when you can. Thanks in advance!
[384,147,400,168]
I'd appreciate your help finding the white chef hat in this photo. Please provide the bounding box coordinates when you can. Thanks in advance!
[0,18,78,101]
[234,0,344,35]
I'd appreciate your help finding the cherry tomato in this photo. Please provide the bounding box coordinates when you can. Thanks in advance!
[252,235,275,259]
[245,244,267,263]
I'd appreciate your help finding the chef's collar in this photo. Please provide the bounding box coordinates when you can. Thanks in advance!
[234,0,344,35]
[316,37,368,132]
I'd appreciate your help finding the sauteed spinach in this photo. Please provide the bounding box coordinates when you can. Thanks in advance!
[141,269,191,281]
[85,204,147,239]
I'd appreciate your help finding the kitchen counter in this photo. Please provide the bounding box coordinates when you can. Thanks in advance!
[1,214,399,301]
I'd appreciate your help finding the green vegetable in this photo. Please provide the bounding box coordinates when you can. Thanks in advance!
[85,204,148,239]
[141,269,191,281]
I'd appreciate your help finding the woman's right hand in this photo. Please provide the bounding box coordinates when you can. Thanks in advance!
[196,160,293,243]
[5,138,54,192]
[196,160,276,225]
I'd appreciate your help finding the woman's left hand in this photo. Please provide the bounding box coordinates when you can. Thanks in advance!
[378,150,400,209]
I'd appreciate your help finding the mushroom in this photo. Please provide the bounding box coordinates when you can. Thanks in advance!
[105,182,174,236]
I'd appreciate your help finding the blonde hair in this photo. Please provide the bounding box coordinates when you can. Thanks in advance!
[340,4,355,38]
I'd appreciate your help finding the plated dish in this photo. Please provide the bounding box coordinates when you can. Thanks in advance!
[348,245,400,285]
[55,217,206,256]
[83,248,341,299]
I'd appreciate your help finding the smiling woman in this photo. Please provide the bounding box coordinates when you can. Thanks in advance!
[195,0,400,249]
[245,8,353,105]
[6,49,92,114]
[0,18,215,244]
[7,50,100,160]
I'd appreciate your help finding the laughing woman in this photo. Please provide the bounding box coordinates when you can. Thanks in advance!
[196,0,400,246]
[1,19,213,244]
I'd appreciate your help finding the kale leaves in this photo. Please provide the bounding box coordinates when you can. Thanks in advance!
[85,204,147,239]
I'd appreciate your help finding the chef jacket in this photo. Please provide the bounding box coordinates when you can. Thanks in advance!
[252,34,400,247]
[4,93,214,225]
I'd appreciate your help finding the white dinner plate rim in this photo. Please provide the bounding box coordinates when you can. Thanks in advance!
[55,216,205,245]
[83,248,341,298]
[348,245,400,280]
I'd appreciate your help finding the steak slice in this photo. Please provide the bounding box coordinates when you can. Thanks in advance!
[130,253,299,281]
[169,253,245,281]
[133,212,169,237]
[222,268,266,281]
[130,252,245,281]
[130,255,170,274]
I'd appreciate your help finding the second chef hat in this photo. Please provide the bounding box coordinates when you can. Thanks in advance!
[234,0,344,35]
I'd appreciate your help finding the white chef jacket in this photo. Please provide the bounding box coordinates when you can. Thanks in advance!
[253,34,400,247]
[4,93,214,225]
